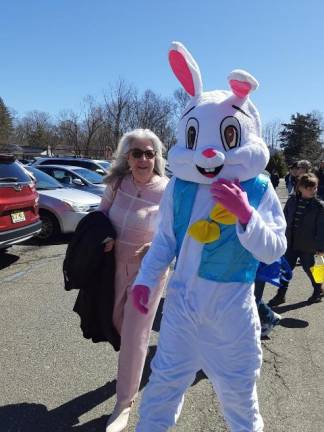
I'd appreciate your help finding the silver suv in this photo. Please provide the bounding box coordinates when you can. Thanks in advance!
[32,157,111,176]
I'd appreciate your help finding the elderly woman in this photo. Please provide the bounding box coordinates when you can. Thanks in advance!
[99,129,169,432]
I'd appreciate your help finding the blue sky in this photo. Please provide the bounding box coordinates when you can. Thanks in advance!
[1,0,323,125]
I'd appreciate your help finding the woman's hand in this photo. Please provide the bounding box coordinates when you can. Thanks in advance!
[135,242,151,260]
[103,239,115,253]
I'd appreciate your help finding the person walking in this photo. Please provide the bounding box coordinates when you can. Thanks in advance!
[296,159,312,177]
[284,162,298,194]
[268,173,324,306]
[315,160,324,200]
[270,170,280,189]
[99,129,169,432]
[254,258,292,337]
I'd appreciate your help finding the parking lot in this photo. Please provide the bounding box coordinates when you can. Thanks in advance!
[0,182,324,432]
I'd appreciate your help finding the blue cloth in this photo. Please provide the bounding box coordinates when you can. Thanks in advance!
[173,175,269,283]
[255,256,292,288]
[255,281,279,326]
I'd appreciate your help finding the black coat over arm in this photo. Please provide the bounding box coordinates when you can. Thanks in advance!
[63,211,120,350]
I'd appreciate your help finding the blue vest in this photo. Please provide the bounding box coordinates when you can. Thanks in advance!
[173,175,269,283]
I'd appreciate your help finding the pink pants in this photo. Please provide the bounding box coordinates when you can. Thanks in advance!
[113,257,166,408]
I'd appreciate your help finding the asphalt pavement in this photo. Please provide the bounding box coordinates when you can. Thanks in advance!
[0,180,323,432]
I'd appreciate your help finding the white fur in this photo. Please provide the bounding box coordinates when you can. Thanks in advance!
[170,41,203,97]
[134,43,286,432]
[168,46,269,185]
[228,69,259,90]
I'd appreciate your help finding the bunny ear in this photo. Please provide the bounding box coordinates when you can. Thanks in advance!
[169,41,203,97]
[228,70,259,98]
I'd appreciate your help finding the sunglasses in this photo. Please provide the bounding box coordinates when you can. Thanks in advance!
[129,148,156,160]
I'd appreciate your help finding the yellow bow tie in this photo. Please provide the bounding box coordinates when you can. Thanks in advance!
[188,203,237,244]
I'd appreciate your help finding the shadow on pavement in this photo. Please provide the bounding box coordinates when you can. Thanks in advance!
[0,251,20,270]
[192,369,208,385]
[152,298,164,332]
[279,317,309,328]
[272,300,310,313]
[0,380,115,432]
[0,345,163,432]
[0,298,207,431]
[23,233,73,247]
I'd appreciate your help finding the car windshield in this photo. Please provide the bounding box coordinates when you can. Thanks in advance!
[27,167,63,190]
[72,167,104,184]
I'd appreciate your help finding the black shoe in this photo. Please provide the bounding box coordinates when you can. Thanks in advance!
[307,294,322,304]
[268,293,286,307]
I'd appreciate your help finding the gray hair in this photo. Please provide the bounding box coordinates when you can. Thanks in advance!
[297,159,312,171]
[104,128,166,184]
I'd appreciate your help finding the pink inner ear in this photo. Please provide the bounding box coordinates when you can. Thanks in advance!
[169,50,195,96]
[229,79,252,98]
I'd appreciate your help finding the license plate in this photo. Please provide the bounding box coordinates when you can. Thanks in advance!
[11,211,26,223]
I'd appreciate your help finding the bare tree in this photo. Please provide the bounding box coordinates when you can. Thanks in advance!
[14,111,53,149]
[103,79,136,149]
[79,96,104,157]
[56,111,82,156]
[130,90,176,150]
[263,119,283,150]
[92,121,114,159]
[174,88,190,119]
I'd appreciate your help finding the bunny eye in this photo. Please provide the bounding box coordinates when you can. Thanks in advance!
[186,117,199,150]
[220,116,241,151]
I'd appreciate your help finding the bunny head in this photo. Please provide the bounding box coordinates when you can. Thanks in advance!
[168,42,269,184]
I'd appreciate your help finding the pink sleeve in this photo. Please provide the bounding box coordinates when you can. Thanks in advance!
[99,184,114,215]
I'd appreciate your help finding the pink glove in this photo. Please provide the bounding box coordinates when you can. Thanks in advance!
[210,178,253,225]
[132,285,150,314]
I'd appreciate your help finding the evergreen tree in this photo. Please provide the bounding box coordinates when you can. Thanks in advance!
[266,151,287,177]
[0,97,13,147]
[280,113,323,165]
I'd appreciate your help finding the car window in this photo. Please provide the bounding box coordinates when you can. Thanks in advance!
[97,161,111,170]
[75,161,94,170]
[38,167,53,176]
[39,159,58,165]
[54,169,76,185]
[27,167,63,190]
[72,167,103,184]
[0,161,31,183]
[51,169,67,180]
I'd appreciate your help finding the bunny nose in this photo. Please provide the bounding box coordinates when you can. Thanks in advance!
[202,148,217,158]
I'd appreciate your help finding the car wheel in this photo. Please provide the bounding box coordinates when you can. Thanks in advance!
[37,211,60,241]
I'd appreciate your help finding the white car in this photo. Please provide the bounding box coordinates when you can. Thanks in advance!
[27,166,101,240]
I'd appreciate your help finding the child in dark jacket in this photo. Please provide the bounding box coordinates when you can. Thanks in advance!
[269,173,324,305]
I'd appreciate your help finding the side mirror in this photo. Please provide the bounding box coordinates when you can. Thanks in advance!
[72,178,84,186]
[95,169,105,175]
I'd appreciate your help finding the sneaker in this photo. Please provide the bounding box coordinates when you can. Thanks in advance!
[307,294,322,304]
[268,293,286,307]
[261,313,281,337]
[106,404,131,432]
[261,322,275,337]
[272,311,282,324]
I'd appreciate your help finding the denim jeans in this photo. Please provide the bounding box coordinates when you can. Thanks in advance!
[254,281,278,325]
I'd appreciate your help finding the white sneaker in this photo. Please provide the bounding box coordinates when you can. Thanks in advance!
[106,404,131,432]
[261,313,282,337]
[272,312,282,324]
[261,322,274,337]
